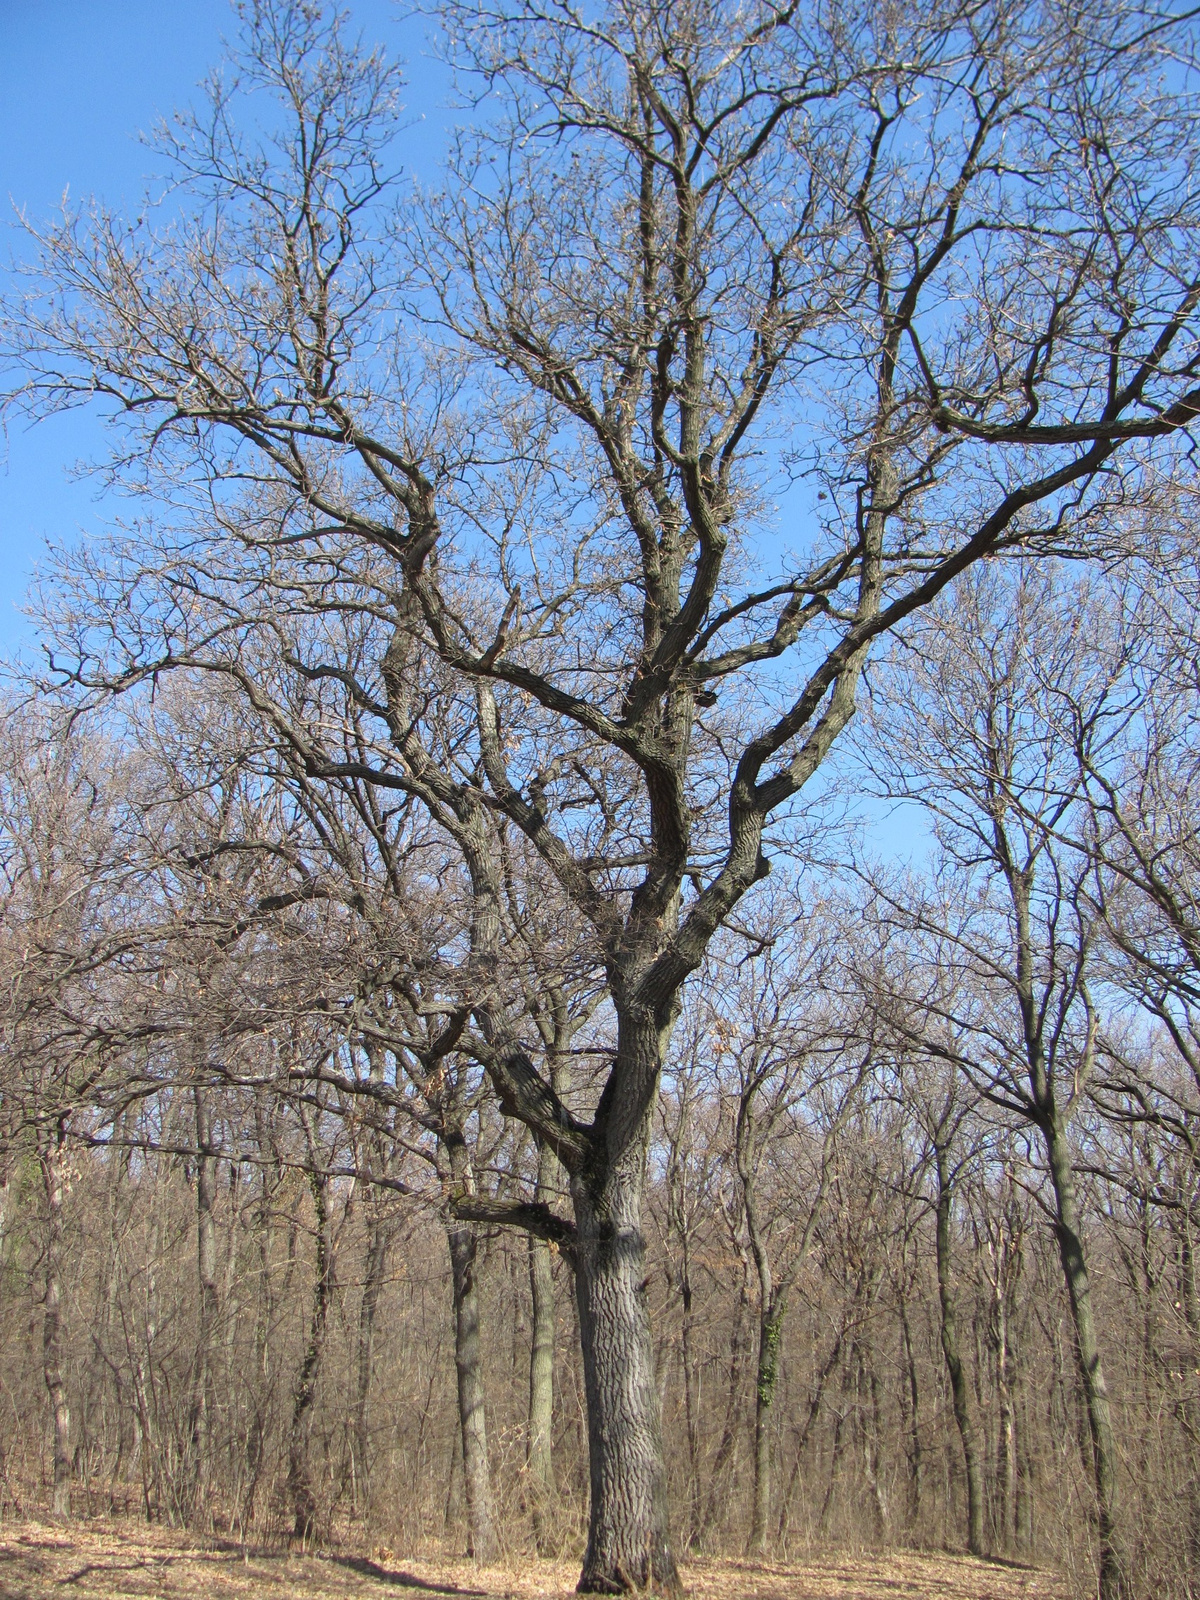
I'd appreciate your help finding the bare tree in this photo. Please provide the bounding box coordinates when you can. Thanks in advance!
[915,1069,988,1557]
[8,0,1200,1583]
[696,923,864,1553]
[859,564,1131,1595]
[0,708,155,1517]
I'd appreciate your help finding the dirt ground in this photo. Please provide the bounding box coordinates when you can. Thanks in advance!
[0,1519,1069,1600]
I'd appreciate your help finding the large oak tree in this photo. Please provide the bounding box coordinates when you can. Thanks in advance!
[7,0,1200,1587]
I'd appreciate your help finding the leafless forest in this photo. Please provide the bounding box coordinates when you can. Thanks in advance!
[0,3,1198,1598]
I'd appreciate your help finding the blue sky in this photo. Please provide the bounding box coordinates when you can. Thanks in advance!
[0,0,447,653]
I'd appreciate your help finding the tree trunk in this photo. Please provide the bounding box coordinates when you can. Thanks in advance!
[1015,1377,1035,1552]
[864,1335,888,1535]
[1043,1118,1124,1600]
[38,1137,71,1519]
[899,1294,923,1528]
[1179,1222,1200,1568]
[288,1164,332,1543]
[678,1260,701,1549]
[934,1146,986,1558]
[527,1116,561,1552]
[818,1354,854,1536]
[571,1130,679,1595]
[527,1227,557,1549]
[702,1247,751,1544]
[448,1220,497,1562]
[189,1088,218,1525]
[778,1320,847,1544]
[749,1292,783,1554]
[354,1208,390,1510]
[243,1128,278,1530]
[993,1282,1016,1550]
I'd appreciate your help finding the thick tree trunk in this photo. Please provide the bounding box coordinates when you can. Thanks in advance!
[572,1139,679,1595]
[39,1139,71,1519]
[934,1147,986,1558]
[448,1220,497,1562]
[1043,1119,1124,1600]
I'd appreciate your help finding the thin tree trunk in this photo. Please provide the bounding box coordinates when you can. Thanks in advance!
[749,1289,783,1554]
[243,1129,277,1530]
[288,1163,332,1543]
[778,1321,847,1544]
[527,1130,557,1552]
[527,1230,556,1546]
[448,1219,497,1562]
[1179,1221,1200,1568]
[993,1280,1016,1549]
[740,1090,785,1559]
[1043,1117,1124,1600]
[864,1335,888,1535]
[702,1246,751,1544]
[1015,1372,1035,1553]
[819,1354,854,1537]
[354,1208,390,1510]
[571,1079,679,1597]
[189,1088,218,1526]
[934,1144,986,1558]
[899,1294,923,1528]
[39,1135,71,1519]
[678,1255,701,1549]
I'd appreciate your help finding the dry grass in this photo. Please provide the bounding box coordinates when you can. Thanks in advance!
[0,1519,1069,1600]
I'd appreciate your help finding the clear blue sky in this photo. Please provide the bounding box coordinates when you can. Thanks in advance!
[0,0,444,652]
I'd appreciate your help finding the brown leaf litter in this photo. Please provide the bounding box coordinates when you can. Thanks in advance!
[0,1519,1069,1600]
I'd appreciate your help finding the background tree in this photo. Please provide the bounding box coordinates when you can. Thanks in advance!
[859,565,1131,1595]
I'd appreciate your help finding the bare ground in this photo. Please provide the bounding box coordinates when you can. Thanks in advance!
[0,1519,1069,1600]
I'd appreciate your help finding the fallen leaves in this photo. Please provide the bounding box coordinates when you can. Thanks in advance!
[0,1519,1068,1600]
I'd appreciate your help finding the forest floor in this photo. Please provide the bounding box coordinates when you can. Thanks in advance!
[0,1518,1070,1600]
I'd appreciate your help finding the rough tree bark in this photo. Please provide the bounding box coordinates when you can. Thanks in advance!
[571,1140,675,1590]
